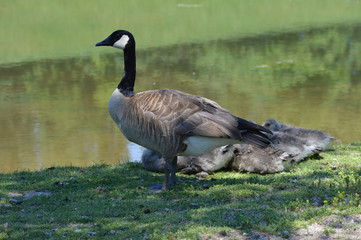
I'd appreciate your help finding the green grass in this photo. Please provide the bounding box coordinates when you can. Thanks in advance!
[1,0,361,64]
[1,142,361,239]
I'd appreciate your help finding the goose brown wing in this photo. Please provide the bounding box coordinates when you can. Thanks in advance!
[134,89,242,140]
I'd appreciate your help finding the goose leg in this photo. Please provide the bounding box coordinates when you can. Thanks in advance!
[149,157,177,192]
[162,157,172,191]
[169,156,178,186]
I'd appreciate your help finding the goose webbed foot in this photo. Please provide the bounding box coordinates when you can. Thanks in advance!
[148,184,163,192]
[148,157,178,193]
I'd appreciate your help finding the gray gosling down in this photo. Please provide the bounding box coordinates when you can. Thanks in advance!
[142,144,294,175]
[142,130,323,175]
[269,132,319,162]
[231,144,293,174]
[263,118,338,152]
[142,143,293,175]
[96,30,273,191]
[142,145,237,175]
[231,131,320,173]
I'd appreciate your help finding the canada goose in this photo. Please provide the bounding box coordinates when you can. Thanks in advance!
[269,132,318,162]
[142,145,236,174]
[230,130,324,174]
[263,119,337,152]
[143,132,318,175]
[95,30,273,190]
[262,118,290,131]
[141,148,192,173]
[142,135,312,175]
[231,144,293,174]
[179,145,236,174]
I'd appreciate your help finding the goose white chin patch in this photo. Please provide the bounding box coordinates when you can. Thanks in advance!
[113,35,130,49]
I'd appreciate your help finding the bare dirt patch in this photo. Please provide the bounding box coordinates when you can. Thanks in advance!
[199,214,361,240]
[291,214,361,240]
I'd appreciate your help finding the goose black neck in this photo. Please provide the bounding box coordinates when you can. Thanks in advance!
[118,46,136,97]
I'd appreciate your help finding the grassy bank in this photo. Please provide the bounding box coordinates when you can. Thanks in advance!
[1,142,361,239]
[1,0,361,64]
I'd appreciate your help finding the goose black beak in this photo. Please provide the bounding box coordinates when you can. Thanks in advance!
[95,37,112,47]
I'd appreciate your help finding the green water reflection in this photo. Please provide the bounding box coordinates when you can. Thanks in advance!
[1,24,360,173]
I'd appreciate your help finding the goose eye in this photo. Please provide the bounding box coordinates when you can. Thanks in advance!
[111,32,121,39]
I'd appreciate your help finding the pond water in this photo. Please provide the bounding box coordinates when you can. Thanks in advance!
[1,24,361,173]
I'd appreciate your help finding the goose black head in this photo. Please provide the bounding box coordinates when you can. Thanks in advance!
[95,30,134,50]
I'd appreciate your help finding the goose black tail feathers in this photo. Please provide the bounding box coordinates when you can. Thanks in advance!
[236,117,273,148]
